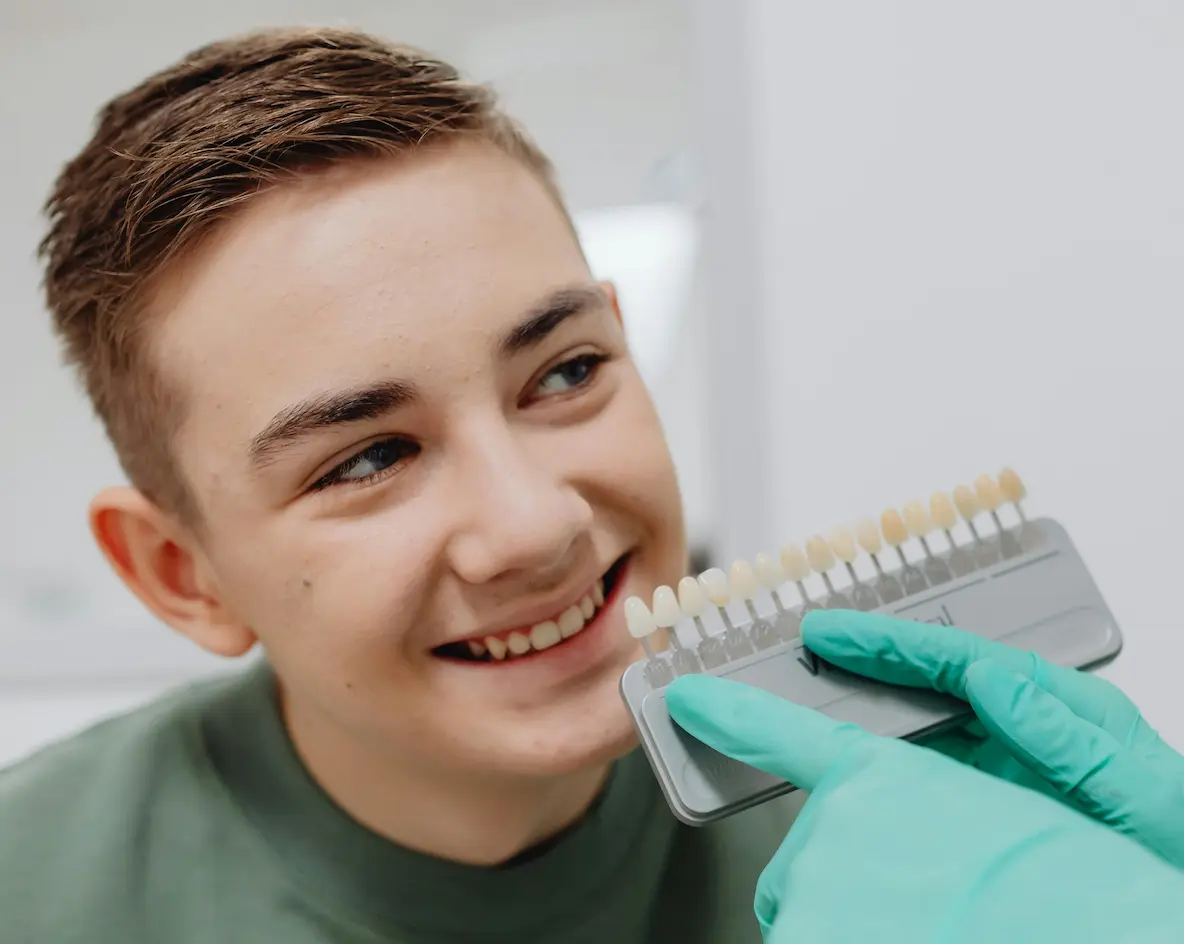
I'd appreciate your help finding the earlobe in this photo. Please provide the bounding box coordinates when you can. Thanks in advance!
[89,487,257,658]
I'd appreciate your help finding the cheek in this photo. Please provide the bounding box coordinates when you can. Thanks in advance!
[204,504,444,671]
[574,375,685,544]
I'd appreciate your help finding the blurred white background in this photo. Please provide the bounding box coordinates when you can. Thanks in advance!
[2,1,1183,765]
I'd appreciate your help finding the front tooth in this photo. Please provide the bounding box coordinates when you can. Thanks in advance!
[592,579,605,606]
[506,632,531,655]
[468,640,487,657]
[485,637,507,660]
[580,595,595,620]
[557,606,585,638]
[531,620,562,649]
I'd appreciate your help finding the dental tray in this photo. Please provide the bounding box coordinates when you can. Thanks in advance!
[618,470,1122,826]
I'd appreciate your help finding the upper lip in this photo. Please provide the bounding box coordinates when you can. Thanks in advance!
[437,561,616,647]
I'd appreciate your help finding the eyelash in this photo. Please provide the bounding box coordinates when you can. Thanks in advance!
[310,352,610,492]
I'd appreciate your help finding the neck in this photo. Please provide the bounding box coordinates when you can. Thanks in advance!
[280,691,613,867]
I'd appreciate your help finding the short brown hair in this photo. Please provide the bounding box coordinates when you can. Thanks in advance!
[40,27,562,521]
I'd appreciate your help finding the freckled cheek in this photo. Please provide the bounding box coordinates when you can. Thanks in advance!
[216,525,438,659]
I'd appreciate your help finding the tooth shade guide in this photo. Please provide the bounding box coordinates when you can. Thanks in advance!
[622,470,1035,681]
[620,510,1124,827]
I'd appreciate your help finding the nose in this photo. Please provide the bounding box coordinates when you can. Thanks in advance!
[446,423,595,586]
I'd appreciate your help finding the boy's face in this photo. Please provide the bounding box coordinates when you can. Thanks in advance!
[125,140,686,779]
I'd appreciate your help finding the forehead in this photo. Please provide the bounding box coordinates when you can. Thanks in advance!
[152,141,590,443]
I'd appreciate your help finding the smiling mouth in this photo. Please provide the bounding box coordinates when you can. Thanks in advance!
[433,554,630,664]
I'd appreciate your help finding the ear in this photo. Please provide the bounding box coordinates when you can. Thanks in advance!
[89,487,257,658]
[599,280,623,326]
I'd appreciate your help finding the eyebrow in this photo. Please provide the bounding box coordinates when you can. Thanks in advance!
[498,283,609,357]
[248,381,417,468]
[247,283,608,469]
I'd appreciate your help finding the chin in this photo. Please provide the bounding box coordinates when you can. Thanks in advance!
[478,685,642,779]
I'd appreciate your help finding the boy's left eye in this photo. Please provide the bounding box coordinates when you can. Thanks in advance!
[533,353,608,398]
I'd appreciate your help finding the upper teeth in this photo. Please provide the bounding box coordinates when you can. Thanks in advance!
[467,578,606,660]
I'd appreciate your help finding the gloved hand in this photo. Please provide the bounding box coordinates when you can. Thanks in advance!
[666,673,1184,943]
[800,610,1184,869]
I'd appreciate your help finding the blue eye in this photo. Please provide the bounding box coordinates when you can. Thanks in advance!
[535,353,608,397]
[313,437,419,490]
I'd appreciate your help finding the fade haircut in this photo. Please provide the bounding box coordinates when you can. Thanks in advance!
[39,27,563,522]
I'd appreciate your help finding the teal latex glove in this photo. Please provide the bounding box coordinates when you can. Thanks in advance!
[666,674,1184,943]
[801,610,1184,869]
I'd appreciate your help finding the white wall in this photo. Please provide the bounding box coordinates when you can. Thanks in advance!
[741,2,1184,741]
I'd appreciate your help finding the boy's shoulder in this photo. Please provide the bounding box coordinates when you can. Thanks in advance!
[0,671,232,813]
[0,671,256,942]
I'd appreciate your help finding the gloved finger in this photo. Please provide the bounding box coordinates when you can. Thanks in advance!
[665,674,872,792]
[963,658,1135,823]
[801,609,1124,727]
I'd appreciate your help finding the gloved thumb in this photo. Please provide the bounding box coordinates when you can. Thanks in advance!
[665,674,872,792]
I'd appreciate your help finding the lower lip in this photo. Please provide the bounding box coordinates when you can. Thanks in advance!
[439,560,635,681]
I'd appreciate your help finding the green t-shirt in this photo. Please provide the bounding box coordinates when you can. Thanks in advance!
[1,661,802,943]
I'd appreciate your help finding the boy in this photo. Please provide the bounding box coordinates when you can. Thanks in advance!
[3,27,799,943]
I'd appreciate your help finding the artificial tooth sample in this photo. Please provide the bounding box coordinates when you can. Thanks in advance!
[998,467,1027,522]
[806,535,850,609]
[882,509,928,594]
[625,596,674,688]
[954,483,996,566]
[930,492,959,546]
[780,543,821,612]
[653,585,700,674]
[903,499,952,585]
[880,509,910,567]
[755,550,798,639]
[932,490,974,577]
[678,575,728,669]
[976,472,1021,557]
[829,528,878,611]
[855,519,886,576]
[953,485,982,541]
[699,568,755,659]
[856,517,903,603]
[974,474,1006,532]
[731,559,778,650]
